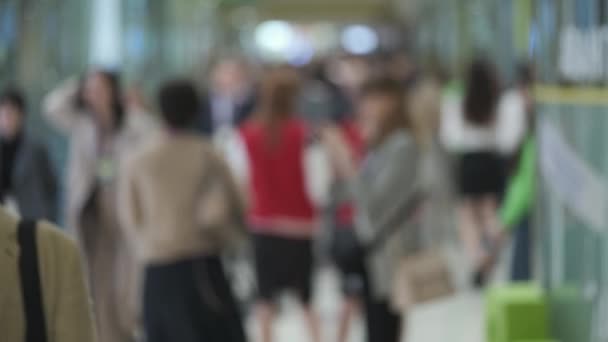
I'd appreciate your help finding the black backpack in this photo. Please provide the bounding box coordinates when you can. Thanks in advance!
[18,220,48,342]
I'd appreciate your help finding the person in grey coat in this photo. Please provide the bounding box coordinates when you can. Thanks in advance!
[0,89,58,222]
[323,77,421,342]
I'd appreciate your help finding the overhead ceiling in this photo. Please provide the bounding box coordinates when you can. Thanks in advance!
[220,0,416,22]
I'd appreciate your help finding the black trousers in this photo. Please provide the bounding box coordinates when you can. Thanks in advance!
[511,217,532,281]
[361,264,402,342]
[253,233,314,304]
[143,256,246,342]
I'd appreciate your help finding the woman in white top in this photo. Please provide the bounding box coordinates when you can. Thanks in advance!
[440,58,526,286]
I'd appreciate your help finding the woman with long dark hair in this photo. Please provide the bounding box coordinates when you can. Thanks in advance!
[440,58,523,286]
[44,70,152,341]
[461,59,504,285]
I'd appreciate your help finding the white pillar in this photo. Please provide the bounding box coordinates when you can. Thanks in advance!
[89,0,122,68]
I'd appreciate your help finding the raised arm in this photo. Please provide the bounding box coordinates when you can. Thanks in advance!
[42,77,83,134]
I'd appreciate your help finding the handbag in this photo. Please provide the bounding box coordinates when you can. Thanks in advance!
[332,186,453,311]
[18,220,48,342]
[391,249,454,311]
[358,190,453,311]
[329,225,364,273]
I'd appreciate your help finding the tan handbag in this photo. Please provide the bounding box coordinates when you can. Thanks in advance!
[391,249,454,311]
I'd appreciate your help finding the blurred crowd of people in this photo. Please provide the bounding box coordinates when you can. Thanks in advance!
[0,52,536,342]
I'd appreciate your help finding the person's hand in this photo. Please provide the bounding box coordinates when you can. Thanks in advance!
[125,85,148,115]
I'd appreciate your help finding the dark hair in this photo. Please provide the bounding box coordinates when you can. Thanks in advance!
[516,61,534,87]
[76,70,125,130]
[360,77,410,130]
[0,88,26,114]
[464,58,501,125]
[158,79,200,130]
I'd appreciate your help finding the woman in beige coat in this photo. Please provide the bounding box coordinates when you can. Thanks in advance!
[43,71,152,342]
[0,206,95,342]
[118,80,246,342]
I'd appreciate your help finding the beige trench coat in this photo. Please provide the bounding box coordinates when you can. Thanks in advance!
[43,78,156,341]
[0,207,96,342]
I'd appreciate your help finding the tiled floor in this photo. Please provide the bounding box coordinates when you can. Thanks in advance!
[246,265,487,342]
[244,238,516,342]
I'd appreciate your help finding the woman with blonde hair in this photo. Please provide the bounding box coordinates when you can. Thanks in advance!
[324,77,422,342]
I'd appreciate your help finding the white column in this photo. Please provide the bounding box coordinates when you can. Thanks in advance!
[89,0,122,68]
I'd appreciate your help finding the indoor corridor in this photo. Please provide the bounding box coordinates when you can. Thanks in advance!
[2,1,608,342]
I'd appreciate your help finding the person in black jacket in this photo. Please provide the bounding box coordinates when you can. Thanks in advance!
[0,88,58,222]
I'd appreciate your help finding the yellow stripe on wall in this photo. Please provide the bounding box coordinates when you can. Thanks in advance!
[535,85,608,106]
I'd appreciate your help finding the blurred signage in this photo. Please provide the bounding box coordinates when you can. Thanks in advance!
[558,25,608,83]
[539,119,607,230]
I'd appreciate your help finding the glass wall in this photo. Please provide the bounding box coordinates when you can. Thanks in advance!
[536,98,608,342]
[121,0,223,94]
[411,0,520,82]
[0,0,92,225]
[0,0,91,130]
[0,0,90,165]
[533,2,608,342]
[533,0,559,83]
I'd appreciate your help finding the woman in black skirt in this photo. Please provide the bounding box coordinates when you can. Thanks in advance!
[446,59,509,286]
[118,80,246,342]
[236,67,321,342]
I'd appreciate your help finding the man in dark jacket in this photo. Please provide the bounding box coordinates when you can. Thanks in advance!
[198,58,256,135]
[0,88,58,222]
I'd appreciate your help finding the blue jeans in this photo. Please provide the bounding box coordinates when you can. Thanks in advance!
[510,217,532,281]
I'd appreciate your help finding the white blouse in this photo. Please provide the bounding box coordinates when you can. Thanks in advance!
[440,89,528,155]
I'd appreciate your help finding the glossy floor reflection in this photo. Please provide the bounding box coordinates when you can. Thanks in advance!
[243,225,518,342]
[246,265,485,342]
